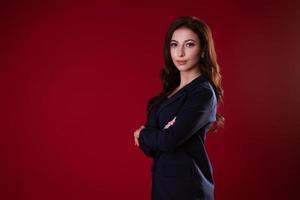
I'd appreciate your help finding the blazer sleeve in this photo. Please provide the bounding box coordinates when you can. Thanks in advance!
[138,121,157,158]
[138,105,158,158]
[138,88,215,153]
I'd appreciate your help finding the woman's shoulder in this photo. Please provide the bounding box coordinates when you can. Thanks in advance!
[186,79,216,105]
[187,78,214,95]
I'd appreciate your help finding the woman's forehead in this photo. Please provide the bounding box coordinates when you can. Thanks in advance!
[171,27,199,42]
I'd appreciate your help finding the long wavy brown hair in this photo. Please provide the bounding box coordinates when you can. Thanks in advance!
[146,16,224,132]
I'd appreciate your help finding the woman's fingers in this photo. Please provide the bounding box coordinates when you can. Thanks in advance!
[134,135,138,146]
[172,116,176,123]
[133,125,146,146]
[133,127,142,146]
[134,137,139,146]
[164,116,177,129]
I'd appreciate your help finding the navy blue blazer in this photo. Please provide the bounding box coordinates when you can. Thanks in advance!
[138,74,217,200]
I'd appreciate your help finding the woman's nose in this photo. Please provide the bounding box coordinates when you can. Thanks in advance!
[177,46,185,57]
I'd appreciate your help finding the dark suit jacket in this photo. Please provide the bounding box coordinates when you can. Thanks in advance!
[138,74,217,200]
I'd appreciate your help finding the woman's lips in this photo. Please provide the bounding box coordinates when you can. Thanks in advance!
[177,60,187,65]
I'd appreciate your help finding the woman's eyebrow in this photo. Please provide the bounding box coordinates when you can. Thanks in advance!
[170,39,196,42]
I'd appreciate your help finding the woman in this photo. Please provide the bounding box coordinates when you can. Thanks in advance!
[133,16,224,200]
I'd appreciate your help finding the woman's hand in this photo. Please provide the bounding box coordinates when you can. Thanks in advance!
[134,116,176,147]
[163,116,176,129]
[134,125,145,147]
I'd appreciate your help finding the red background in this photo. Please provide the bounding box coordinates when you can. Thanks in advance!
[1,0,300,199]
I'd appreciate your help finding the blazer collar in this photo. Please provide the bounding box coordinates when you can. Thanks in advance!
[181,74,208,92]
[156,74,208,115]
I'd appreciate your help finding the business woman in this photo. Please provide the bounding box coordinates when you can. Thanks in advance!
[134,16,224,200]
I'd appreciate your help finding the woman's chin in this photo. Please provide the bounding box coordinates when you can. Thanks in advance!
[176,66,195,72]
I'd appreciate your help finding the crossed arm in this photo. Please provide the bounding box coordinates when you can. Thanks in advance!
[137,89,215,154]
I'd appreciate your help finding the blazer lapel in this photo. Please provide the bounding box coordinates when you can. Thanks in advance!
[156,91,187,115]
[155,74,208,116]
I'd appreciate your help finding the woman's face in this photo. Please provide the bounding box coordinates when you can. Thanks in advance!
[170,27,201,72]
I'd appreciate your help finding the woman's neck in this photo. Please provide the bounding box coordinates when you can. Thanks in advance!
[178,69,202,88]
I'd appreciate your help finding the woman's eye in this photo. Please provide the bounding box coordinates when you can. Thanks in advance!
[170,43,177,48]
[186,42,195,47]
